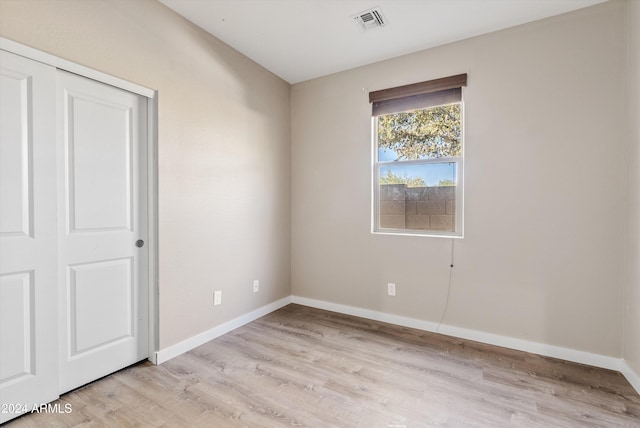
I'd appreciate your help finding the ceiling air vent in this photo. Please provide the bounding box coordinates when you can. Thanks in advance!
[352,7,387,31]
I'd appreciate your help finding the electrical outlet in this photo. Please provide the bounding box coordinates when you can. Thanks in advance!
[387,283,396,296]
[253,280,259,293]
[214,291,222,306]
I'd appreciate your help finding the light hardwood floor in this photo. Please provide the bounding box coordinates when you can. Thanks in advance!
[6,304,640,427]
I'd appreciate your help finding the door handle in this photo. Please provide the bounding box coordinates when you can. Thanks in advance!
[135,239,144,248]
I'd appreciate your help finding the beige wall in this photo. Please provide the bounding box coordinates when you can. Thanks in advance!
[291,1,627,357]
[0,0,291,349]
[625,0,640,375]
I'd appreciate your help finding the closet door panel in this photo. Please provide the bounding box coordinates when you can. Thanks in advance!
[0,50,59,424]
[0,68,32,237]
[57,71,149,394]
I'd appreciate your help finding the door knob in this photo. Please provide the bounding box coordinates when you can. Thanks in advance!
[135,239,144,248]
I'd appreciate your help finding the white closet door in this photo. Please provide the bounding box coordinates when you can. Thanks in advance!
[57,71,149,393]
[0,51,59,423]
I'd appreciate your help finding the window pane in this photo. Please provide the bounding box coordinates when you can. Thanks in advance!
[377,103,461,161]
[378,163,457,232]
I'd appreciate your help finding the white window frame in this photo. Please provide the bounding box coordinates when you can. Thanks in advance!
[372,101,464,238]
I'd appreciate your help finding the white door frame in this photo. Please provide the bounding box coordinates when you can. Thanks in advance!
[0,37,160,364]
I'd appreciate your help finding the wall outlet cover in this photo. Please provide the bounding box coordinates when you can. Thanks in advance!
[387,283,396,296]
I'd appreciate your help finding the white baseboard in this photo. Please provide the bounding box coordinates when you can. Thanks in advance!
[153,294,640,396]
[620,360,640,394]
[436,323,622,372]
[291,295,442,332]
[155,296,291,364]
[291,296,640,395]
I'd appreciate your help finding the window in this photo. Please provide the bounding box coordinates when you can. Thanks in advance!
[370,74,467,237]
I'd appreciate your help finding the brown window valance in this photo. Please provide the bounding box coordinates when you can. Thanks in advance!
[370,73,467,116]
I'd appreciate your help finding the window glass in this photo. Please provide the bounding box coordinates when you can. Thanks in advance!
[377,104,462,161]
[374,102,463,236]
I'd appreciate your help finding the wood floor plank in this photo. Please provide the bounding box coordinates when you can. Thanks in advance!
[5,304,640,427]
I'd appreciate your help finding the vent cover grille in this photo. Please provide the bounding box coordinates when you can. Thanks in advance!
[352,7,387,31]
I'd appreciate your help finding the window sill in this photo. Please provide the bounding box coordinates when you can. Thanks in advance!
[372,229,463,239]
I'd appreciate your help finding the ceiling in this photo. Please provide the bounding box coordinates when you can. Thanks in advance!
[159,0,606,84]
